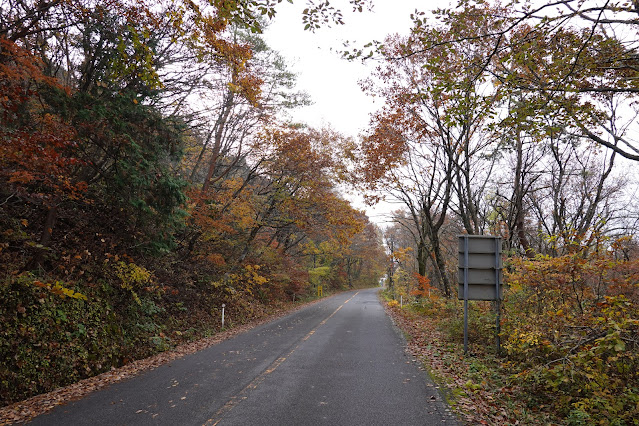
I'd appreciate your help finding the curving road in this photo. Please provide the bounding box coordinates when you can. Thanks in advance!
[30,288,458,425]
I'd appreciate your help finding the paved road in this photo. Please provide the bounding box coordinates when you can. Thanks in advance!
[31,288,458,425]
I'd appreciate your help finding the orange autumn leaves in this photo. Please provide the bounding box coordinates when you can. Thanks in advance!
[188,124,368,275]
[0,38,86,204]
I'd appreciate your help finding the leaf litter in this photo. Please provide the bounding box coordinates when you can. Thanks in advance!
[0,298,324,425]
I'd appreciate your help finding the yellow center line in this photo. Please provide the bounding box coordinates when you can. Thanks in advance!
[204,291,359,426]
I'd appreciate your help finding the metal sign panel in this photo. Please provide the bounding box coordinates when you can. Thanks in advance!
[458,253,503,269]
[458,235,503,301]
[457,283,504,301]
[457,237,499,254]
[457,269,504,285]
[458,235,504,354]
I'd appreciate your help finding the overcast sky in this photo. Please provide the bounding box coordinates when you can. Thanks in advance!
[262,0,451,138]
[262,1,451,224]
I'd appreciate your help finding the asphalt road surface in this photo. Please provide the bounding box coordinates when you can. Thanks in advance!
[30,288,459,425]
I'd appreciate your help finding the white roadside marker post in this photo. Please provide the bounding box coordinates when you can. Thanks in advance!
[221,303,225,328]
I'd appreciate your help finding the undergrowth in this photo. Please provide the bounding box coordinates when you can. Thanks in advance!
[381,249,639,425]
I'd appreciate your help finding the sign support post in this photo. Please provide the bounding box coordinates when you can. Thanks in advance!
[495,237,501,355]
[458,235,503,356]
[463,235,469,354]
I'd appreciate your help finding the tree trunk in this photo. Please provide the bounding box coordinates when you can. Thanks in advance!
[28,196,61,269]
[512,133,532,256]
[417,240,428,277]
[430,231,451,297]
[189,129,213,182]
[201,90,235,196]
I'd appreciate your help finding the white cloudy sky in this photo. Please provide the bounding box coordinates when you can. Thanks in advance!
[262,0,451,137]
[262,1,452,224]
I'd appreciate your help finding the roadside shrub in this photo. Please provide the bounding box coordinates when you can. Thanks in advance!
[503,243,639,423]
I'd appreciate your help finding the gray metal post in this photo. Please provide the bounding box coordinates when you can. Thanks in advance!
[495,238,501,355]
[463,235,469,355]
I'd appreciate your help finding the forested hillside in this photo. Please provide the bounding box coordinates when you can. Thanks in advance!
[0,0,386,406]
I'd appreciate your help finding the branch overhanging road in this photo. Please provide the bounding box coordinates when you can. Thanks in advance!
[30,288,459,425]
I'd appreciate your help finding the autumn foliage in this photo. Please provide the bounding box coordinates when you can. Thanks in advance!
[0,0,386,408]
[381,237,639,424]
[362,1,639,424]
[502,240,639,423]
